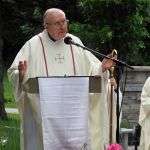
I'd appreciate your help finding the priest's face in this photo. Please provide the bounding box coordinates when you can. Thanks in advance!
[44,11,68,41]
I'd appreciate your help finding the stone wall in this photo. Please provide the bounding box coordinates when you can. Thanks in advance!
[121,66,150,128]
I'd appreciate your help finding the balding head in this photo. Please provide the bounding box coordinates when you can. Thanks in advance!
[43,8,66,26]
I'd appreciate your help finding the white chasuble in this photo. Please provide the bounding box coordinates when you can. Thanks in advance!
[8,30,110,150]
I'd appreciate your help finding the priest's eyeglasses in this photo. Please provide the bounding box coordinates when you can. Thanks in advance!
[46,19,69,28]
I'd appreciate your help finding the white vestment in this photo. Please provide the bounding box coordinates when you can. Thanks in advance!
[8,30,110,150]
[139,77,150,150]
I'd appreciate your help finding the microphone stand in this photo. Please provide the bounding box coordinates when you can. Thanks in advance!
[115,65,121,143]
[69,42,134,144]
[70,42,134,70]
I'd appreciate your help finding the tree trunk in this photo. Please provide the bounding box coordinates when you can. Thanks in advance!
[0,8,7,119]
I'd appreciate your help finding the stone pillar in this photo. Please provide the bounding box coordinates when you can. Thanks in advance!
[122,66,150,127]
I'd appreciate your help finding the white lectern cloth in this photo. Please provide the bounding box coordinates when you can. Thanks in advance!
[38,77,89,150]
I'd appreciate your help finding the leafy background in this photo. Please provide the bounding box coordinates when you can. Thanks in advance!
[1,0,150,68]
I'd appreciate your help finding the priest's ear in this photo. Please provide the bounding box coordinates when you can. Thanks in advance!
[43,23,48,29]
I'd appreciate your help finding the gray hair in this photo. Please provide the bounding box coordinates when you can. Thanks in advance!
[43,8,66,26]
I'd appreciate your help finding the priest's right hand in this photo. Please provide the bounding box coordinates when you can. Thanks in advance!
[18,60,27,83]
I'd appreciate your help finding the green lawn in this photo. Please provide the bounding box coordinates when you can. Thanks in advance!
[5,102,17,108]
[0,114,20,150]
[3,72,16,108]
[1,73,20,149]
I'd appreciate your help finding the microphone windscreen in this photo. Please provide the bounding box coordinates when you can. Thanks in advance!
[64,36,72,44]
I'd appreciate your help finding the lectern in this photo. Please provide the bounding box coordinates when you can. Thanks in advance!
[23,76,101,150]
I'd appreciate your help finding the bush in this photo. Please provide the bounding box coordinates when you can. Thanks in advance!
[73,0,150,65]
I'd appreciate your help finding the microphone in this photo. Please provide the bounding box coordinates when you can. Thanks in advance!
[64,36,73,44]
[64,36,81,47]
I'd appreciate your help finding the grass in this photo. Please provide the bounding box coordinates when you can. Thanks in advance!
[120,119,131,129]
[0,114,20,150]
[1,73,20,149]
[3,72,16,108]
[5,102,17,108]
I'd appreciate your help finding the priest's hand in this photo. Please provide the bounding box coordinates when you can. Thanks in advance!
[101,54,116,72]
[18,60,27,82]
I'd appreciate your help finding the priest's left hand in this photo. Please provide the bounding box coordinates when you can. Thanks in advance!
[101,55,116,72]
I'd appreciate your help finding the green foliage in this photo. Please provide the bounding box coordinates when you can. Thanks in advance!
[1,0,150,66]
[70,22,113,55]
[0,114,20,150]
[77,0,150,65]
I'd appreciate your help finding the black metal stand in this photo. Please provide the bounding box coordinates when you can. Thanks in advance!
[115,64,122,143]
[133,123,141,150]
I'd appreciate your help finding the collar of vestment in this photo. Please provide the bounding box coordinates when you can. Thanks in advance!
[47,33,57,42]
[38,31,76,76]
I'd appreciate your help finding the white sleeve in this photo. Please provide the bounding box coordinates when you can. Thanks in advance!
[7,41,30,101]
[141,77,150,114]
